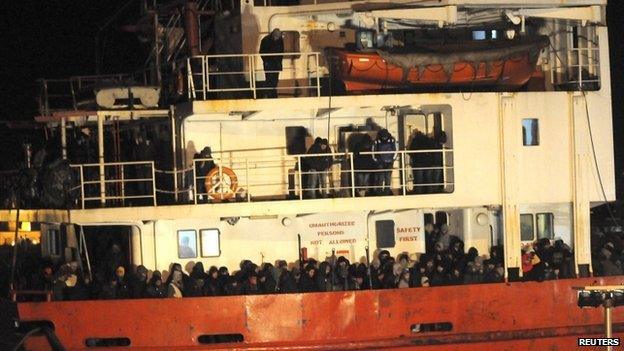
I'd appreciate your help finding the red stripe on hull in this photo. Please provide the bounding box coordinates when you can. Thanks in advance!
[18,277,624,350]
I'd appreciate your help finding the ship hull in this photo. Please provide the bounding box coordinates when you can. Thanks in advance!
[18,276,624,350]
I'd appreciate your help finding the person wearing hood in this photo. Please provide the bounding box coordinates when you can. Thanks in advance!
[145,271,166,298]
[298,263,318,293]
[278,262,297,293]
[259,28,284,98]
[203,266,220,296]
[240,271,260,295]
[216,266,230,295]
[304,138,333,199]
[168,270,184,298]
[129,265,148,299]
[258,263,277,294]
[187,262,208,297]
[353,134,375,197]
[315,261,333,292]
[114,266,131,299]
[372,129,398,195]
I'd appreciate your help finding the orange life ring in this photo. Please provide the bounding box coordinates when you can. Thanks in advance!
[204,166,238,200]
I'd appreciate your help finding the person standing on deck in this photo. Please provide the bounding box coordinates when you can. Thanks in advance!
[259,28,284,98]
[372,129,398,195]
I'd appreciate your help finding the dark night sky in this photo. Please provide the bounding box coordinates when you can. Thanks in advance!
[0,1,622,191]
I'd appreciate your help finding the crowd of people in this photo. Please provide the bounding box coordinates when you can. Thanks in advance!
[1,222,589,302]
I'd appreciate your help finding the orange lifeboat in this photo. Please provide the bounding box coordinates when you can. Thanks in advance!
[327,35,550,92]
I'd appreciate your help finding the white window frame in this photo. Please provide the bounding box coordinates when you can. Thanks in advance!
[200,228,221,257]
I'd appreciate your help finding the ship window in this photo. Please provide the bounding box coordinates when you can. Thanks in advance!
[522,119,539,146]
[520,214,534,241]
[46,229,62,256]
[200,229,221,257]
[472,30,486,41]
[357,31,375,50]
[85,337,131,347]
[491,30,498,40]
[376,220,396,248]
[198,333,244,344]
[411,322,453,333]
[177,229,197,259]
[536,213,554,239]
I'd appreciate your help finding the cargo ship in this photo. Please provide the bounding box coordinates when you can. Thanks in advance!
[0,0,620,350]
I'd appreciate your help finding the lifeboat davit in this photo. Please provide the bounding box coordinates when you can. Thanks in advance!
[327,35,550,92]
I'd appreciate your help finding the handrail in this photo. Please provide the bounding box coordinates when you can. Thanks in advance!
[46,149,453,209]
[187,51,322,100]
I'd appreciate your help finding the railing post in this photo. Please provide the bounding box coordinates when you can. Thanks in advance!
[442,149,447,191]
[202,56,207,100]
[401,152,407,196]
[151,161,157,206]
[297,156,303,200]
[316,53,321,97]
[349,154,356,198]
[218,163,224,199]
[120,164,126,206]
[251,55,257,100]
[80,165,85,209]
[246,158,251,202]
[192,160,198,205]
[186,57,193,100]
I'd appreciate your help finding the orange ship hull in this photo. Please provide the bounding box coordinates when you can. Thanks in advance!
[328,37,548,92]
[19,276,623,350]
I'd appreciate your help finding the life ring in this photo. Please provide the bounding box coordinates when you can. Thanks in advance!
[204,166,238,200]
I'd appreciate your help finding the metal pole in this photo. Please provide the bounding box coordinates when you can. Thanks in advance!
[605,302,613,351]
[97,114,106,206]
[151,161,157,206]
[192,160,198,204]
[170,106,179,202]
[153,11,162,86]
[297,156,303,200]
[350,154,356,197]
[246,158,251,202]
[401,152,407,196]
[80,165,85,209]
[61,117,67,160]
[316,53,321,97]
[9,205,20,291]
[79,226,93,283]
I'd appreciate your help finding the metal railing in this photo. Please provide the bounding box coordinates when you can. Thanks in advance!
[187,52,322,100]
[71,161,157,209]
[548,27,601,90]
[63,150,452,208]
[190,149,453,203]
[38,71,152,116]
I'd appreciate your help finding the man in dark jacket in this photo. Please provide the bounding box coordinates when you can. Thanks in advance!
[372,129,398,195]
[353,134,375,197]
[304,138,333,199]
[298,264,317,292]
[408,129,431,194]
[259,28,284,98]
[145,271,167,298]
